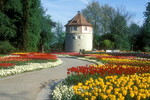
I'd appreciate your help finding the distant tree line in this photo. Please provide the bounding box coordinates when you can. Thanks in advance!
[82,1,150,52]
[0,0,65,53]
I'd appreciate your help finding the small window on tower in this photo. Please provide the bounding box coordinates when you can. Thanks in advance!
[78,36,82,39]
[73,26,77,31]
[72,36,77,39]
[84,26,87,31]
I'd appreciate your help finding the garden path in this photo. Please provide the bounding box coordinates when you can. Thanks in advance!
[0,57,94,100]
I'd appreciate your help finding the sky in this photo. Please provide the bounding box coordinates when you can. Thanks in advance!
[41,0,150,26]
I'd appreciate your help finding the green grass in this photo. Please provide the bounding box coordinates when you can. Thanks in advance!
[0,55,7,57]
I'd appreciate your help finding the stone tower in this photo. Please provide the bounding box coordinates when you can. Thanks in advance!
[65,11,93,52]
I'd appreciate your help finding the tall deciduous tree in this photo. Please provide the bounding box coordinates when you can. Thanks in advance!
[110,15,130,50]
[39,14,55,52]
[52,22,65,51]
[82,2,115,48]
[82,1,101,35]
[82,1,133,50]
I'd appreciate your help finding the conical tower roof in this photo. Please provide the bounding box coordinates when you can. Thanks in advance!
[65,11,92,27]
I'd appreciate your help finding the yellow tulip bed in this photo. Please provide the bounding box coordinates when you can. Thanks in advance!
[73,73,150,100]
[100,58,150,66]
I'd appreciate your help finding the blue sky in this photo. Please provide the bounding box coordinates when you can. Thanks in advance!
[41,0,149,26]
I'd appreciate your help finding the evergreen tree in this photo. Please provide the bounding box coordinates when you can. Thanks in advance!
[0,0,20,53]
[27,0,42,51]
[22,0,29,51]
[0,0,57,53]
[143,2,150,52]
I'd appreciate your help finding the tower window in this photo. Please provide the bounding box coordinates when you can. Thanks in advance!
[84,26,87,31]
[78,36,82,39]
[72,36,77,39]
[71,26,77,31]
[73,26,77,31]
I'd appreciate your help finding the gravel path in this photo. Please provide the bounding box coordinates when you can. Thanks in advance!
[0,57,94,100]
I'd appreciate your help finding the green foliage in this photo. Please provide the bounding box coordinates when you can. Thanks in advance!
[110,15,130,50]
[0,0,56,53]
[0,12,16,39]
[102,39,114,49]
[142,2,150,52]
[82,1,102,35]
[51,22,65,51]
[128,23,141,35]
[21,0,42,52]
[39,14,55,52]
[82,1,133,50]
[0,41,16,53]
[144,46,150,52]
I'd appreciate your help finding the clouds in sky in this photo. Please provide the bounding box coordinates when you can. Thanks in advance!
[41,0,149,26]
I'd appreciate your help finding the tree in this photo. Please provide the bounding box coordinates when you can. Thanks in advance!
[142,2,150,52]
[110,15,130,50]
[82,2,116,35]
[39,14,55,52]
[103,39,114,50]
[0,0,20,53]
[52,22,65,51]
[82,1,116,48]
[128,23,141,35]
[27,0,42,51]
[82,1,101,35]
[128,23,141,50]
[82,1,133,50]
[0,0,56,53]
[22,0,29,51]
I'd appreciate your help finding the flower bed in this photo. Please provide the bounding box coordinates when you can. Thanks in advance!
[0,52,62,77]
[72,73,150,100]
[52,52,150,100]
[0,59,62,77]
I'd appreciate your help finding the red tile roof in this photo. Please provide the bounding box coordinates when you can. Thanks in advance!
[65,11,92,27]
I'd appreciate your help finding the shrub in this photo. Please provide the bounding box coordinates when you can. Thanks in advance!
[0,41,16,53]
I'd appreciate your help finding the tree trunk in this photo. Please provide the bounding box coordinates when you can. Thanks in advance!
[22,0,29,51]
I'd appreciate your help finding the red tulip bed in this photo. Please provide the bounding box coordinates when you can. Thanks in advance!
[52,52,150,100]
[0,52,57,69]
[0,52,60,77]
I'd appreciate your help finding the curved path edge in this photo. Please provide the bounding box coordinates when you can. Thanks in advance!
[0,57,94,100]
[36,57,96,100]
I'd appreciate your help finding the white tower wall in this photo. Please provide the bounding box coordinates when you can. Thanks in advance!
[65,33,93,52]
